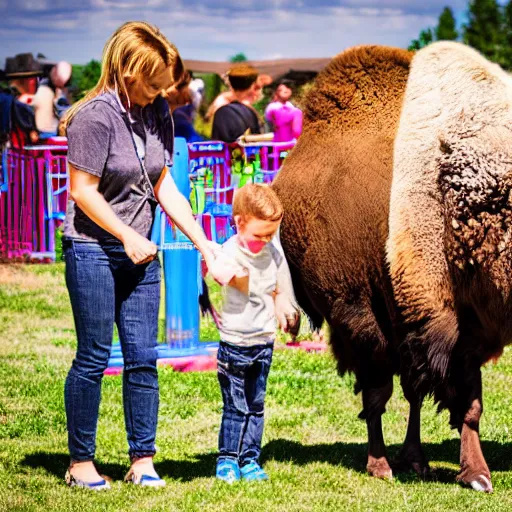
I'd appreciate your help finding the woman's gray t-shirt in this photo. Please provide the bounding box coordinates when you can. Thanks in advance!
[63,92,170,243]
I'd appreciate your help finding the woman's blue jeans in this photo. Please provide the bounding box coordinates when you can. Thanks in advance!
[63,239,161,462]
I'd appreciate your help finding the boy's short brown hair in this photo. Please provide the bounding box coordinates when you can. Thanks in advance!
[233,183,283,222]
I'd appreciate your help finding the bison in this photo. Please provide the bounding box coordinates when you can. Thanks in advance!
[273,41,512,493]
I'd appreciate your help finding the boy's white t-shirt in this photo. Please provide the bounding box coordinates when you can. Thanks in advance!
[219,235,288,347]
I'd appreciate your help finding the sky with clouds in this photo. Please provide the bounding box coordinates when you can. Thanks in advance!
[1,0,470,66]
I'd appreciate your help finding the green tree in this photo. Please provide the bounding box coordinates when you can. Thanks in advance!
[503,0,512,68]
[463,0,505,65]
[408,28,434,51]
[229,53,248,63]
[71,59,101,101]
[436,7,458,40]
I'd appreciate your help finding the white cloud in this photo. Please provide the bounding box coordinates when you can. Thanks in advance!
[17,0,48,10]
[92,0,168,9]
[0,2,459,65]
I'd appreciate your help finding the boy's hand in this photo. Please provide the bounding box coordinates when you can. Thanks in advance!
[285,312,301,338]
[277,311,300,337]
[275,293,300,337]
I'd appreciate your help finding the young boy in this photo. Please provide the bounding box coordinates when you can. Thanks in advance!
[211,183,299,483]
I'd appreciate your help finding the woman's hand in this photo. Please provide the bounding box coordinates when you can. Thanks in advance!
[201,241,222,268]
[120,227,158,265]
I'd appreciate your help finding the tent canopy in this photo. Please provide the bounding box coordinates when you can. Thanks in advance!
[183,57,331,82]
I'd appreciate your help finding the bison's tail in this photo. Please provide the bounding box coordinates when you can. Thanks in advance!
[402,308,459,399]
[424,309,459,379]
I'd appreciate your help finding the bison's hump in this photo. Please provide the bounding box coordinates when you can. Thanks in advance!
[305,45,412,127]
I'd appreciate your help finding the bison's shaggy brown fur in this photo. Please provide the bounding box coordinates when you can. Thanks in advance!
[274,42,512,493]
[273,45,412,480]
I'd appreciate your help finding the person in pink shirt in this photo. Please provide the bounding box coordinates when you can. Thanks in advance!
[264,80,302,142]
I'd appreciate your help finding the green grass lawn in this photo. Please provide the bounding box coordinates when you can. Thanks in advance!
[2,264,512,511]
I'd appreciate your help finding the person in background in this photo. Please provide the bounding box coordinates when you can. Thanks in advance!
[165,71,204,142]
[211,64,262,143]
[32,60,72,139]
[206,73,271,122]
[264,80,302,142]
[188,74,205,120]
[4,53,41,105]
[2,53,41,146]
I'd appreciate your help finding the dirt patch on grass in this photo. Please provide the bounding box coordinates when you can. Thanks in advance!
[0,265,62,291]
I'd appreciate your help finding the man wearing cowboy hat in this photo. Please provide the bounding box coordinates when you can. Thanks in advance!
[4,53,42,104]
[1,53,39,147]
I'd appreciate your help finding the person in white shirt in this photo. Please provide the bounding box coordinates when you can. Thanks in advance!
[32,61,72,139]
[212,183,299,483]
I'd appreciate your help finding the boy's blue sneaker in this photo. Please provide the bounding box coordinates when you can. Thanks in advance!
[216,458,240,484]
[240,461,269,481]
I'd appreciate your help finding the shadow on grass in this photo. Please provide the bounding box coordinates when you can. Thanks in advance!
[20,451,217,482]
[21,438,512,484]
[261,438,512,484]
[155,453,217,481]
[21,452,128,481]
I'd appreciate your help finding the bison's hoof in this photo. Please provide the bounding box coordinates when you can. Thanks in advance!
[395,447,431,478]
[457,471,493,493]
[367,456,393,480]
[410,461,432,478]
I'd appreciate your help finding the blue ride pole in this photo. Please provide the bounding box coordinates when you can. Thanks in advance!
[107,138,213,369]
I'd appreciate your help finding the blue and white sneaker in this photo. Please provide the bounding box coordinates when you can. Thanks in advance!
[65,469,111,491]
[216,458,241,484]
[240,461,269,481]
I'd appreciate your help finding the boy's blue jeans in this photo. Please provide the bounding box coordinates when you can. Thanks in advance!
[217,341,273,466]
[63,239,161,462]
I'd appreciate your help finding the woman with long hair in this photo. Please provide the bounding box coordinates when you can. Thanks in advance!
[62,21,226,489]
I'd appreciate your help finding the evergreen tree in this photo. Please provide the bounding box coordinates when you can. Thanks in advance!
[436,7,458,40]
[463,0,505,65]
[503,0,512,68]
[229,53,248,63]
[71,60,101,101]
[408,28,434,51]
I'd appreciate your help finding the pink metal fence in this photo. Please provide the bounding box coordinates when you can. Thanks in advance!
[238,140,296,184]
[0,145,68,261]
[0,139,296,262]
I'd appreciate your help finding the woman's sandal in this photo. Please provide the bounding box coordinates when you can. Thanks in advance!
[65,468,111,490]
[124,467,166,488]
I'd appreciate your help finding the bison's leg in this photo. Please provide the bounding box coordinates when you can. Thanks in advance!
[450,367,492,492]
[330,292,395,479]
[362,380,394,479]
[396,377,430,476]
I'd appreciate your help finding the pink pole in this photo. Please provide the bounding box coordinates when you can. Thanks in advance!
[35,153,46,254]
